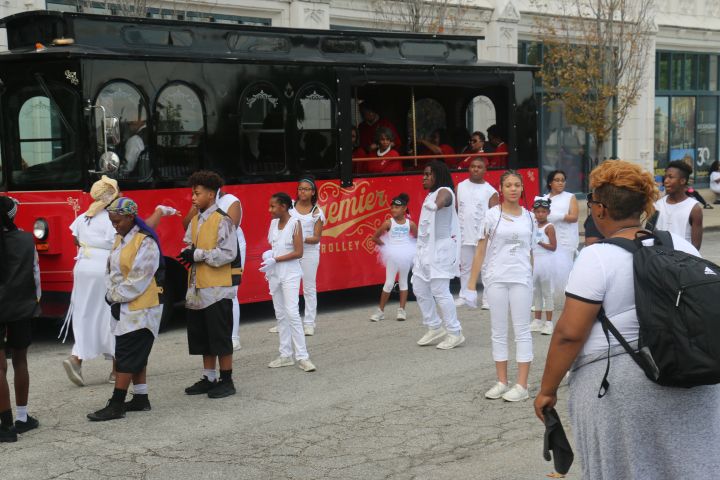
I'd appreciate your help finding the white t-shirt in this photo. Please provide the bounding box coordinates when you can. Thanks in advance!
[457,179,497,246]
[387,217,412,246]
[654,195,698,244]
[216,193,246,248]
[70,210,116,251]
[480,205,536,287]
[566,233,700,356]
[290,203,326,254]
[710,171,720,195]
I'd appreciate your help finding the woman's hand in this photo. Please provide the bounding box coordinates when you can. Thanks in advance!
[534,391,558,423]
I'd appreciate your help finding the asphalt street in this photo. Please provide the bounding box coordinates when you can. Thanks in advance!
[4,230,720,480]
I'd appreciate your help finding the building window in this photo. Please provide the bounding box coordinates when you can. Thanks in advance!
[654,97,669,175]
[239,82,286,174]
[154,83,204,178]
[657,52,671,90]
[696,97,717,184]
[669,97,696,170]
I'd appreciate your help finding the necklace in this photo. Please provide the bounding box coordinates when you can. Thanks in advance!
[609,225,642,238]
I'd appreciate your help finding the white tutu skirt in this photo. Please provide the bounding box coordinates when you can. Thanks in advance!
[378,239,417,271]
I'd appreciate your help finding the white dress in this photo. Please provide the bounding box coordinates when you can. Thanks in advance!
[544,190,578,306]
[60,211,116,360]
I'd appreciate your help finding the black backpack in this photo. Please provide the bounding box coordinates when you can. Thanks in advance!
[596,230,720,397]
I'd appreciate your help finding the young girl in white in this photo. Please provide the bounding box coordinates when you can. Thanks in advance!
[260,193,316,372]
[463,170,535,402]
[529,197,557,336]
[370,193,417,321]
[291,176,325,336]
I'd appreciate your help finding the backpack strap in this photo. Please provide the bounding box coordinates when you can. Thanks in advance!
[597,308,647,398]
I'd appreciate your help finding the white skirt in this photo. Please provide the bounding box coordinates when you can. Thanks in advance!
[378,239,416,271]
[60,248,115,360]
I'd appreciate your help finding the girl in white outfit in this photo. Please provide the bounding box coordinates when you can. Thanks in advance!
[216,190,247,351]
[529,197,557,336]
[413,161,465,350]
[543,170,579,309]
[291,177,325,336]
[456,157,498,307]
[261,193,316,372]
[463,170,536,402]
[61,176,119,386]
[370,193,417,321]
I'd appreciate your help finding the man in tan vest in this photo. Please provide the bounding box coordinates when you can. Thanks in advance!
[179,171,239,399]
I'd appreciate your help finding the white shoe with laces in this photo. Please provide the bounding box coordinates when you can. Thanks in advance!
[502,384,529,402]
[417,327,447,346]
[454,297,466,307]
[541,321,554,336]
[268,356,294,368]
[370,308,385,322]
[303,325,315,336]
[530,319,544,332]
[396,308,407,321]
[436,333,465,350]
[232,338,241,351]
[484,382,510,399]
[481,304,490,310]
[268,325,279,333]
[298,359,316,372]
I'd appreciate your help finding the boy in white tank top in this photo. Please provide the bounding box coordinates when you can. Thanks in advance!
[654,161,703,250]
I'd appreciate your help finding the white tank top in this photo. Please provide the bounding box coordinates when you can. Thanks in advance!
[268,218,302,277]
[532,223,554,257]
[545,191,579,252]
[291,203,326,254]
[654,196,698,244]
[387,217,412,246]
[216,192,246,247]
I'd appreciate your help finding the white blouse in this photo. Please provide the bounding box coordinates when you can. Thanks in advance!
[480,205,536,288]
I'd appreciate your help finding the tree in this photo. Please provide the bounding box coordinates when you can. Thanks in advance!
[533,0,655,160]
[372,0,472,34]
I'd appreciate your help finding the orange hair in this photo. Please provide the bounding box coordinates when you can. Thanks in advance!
[589,160,659,220]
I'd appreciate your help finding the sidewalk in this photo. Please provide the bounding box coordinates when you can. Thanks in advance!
[579,187,720,238]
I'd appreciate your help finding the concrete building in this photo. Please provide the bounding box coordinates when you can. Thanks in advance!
[2,0,719,190]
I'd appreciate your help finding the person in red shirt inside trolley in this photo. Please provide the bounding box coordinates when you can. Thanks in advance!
[456,131,487,170]
[351,126,367,174]
[417,129,456,169]
[358,102,402,155]
[367,127,403,174]
[486,124,508,169]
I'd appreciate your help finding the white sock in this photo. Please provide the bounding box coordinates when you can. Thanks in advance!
[16,405,28,423]
[202,369,217,381]
[133,383,148,395]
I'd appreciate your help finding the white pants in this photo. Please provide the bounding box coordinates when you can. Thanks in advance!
[459,245,477,291]
[553,247,574,309]
[383,260,410,292]
[412,276,462,334]
[486,282,533,363]
[270,273,309,360]
[300,250,320,327]
[532,255,554,312]
[231,235,247,341]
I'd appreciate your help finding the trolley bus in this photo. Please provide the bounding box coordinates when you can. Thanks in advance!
[0,10,539,319]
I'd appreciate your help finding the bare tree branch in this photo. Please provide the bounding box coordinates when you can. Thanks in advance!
[373,0,472,34]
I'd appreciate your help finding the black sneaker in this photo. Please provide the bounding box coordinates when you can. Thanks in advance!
[124,394,151,412]
[14,415,39,434]
[0,425,17,442]
[87,400,125,422]
[207,379,236,399]
[184,376,216,395]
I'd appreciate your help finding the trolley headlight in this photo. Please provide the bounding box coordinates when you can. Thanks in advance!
[33,218,49,240]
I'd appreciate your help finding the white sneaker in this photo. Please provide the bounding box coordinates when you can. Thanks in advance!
[436,333,465,350]
[484,381,510,399]
[481,304,490,310]
[530,319,544,332]
[417,327,447,346]
[268,325,279,333]
[396,308,407,321]
[303,325,315,336]
[454,297,466,307]
[268,356,294,368]
[298,359,316,372]
[232,338,241,351]
[370,308,385,322]
[502,384,529,402]
[541,321,554,336]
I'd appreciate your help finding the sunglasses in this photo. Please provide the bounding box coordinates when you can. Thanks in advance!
[586,192,605,209]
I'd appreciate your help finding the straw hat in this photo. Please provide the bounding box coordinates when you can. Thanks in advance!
[86,175,120,217]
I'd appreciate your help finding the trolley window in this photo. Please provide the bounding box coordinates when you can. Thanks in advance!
[155,83,205,179]
[239,83,286,174]
[94,81,150,181]
[296,84,336,172]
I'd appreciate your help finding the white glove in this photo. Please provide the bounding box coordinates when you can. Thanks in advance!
[262,250,274,262]
[460,289,478,308]
[155,205,178,216]
[193,248,206,262]
[423,202,438,212]
[259,257,277,273]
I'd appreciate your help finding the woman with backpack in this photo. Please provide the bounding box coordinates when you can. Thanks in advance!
[534,160,720,479]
